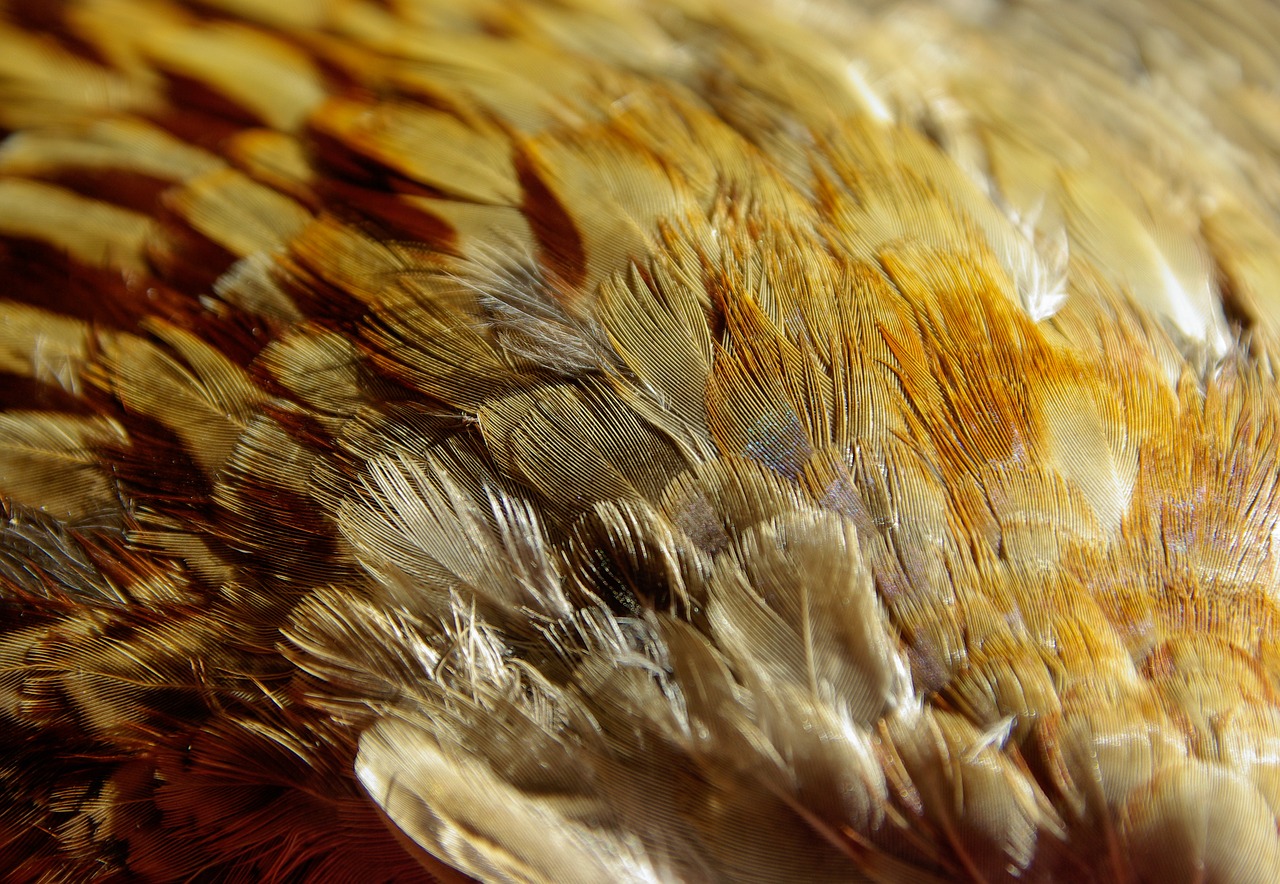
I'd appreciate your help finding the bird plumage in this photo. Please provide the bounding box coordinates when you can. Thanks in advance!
[3,0,1280,880]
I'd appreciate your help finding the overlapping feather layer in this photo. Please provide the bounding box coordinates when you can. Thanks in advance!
[3,0,1280,881]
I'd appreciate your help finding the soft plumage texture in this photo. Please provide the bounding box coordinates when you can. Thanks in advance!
[3,0,1280,881]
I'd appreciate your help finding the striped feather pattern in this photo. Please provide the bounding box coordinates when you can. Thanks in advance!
[3,0,1280,881]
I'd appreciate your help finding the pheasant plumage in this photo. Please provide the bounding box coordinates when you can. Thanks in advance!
[3,0,1280,881]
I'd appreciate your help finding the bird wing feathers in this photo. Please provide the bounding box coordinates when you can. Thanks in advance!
[4,0,1280,881]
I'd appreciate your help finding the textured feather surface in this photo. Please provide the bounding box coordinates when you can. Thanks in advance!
[3,0,1280,881]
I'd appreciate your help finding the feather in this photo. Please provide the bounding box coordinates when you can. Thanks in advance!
[0,412,127,519]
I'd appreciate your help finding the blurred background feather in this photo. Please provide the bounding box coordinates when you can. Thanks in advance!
[3,0,1280,881]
